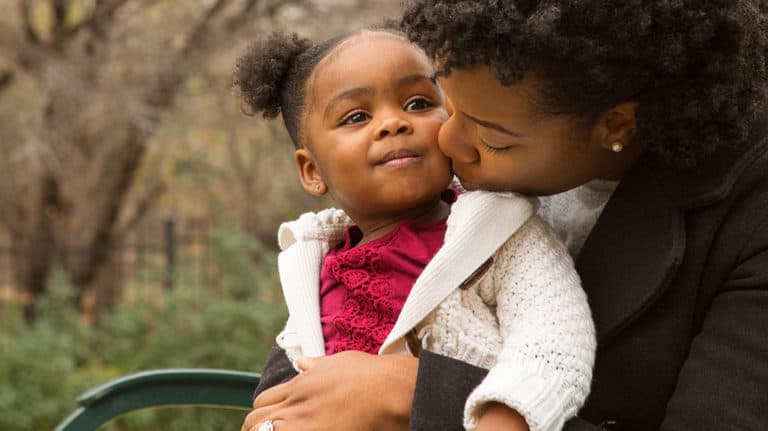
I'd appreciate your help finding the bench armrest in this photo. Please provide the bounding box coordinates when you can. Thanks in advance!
[54,368,261,431]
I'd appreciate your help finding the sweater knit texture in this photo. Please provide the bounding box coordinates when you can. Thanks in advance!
[275,191,596,431]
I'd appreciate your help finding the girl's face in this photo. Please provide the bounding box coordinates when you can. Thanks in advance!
[298,32,451,222]
[437,65,635,196]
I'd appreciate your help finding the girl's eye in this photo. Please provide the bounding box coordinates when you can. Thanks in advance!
[340,112,369,125]
[405,97,433,112]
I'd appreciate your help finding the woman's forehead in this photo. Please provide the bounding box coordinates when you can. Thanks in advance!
[439,66,534,119]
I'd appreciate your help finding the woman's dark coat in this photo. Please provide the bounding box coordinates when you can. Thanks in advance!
[257,115,768,431]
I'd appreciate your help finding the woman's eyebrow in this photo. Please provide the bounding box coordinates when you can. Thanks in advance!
[461,111,524,137]
[323,86,374,119]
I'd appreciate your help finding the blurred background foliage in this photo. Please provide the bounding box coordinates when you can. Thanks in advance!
[0,0,400,429]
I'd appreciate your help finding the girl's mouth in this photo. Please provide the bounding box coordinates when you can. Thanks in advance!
[377,149,422,167]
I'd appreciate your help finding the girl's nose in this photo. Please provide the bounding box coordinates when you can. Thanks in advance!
[438,111,479,163]
[375,116,413,139]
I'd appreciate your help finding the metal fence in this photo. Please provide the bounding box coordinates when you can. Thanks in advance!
[0,216,214,304]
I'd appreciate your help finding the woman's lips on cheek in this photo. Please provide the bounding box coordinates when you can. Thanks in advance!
[449,165,481,190]
[457,177,480,191]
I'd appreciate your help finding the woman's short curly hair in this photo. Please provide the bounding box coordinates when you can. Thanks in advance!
[401,0,768,167]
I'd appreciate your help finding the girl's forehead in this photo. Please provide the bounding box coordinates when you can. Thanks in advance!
[322,31,411,66]
[307,31,429,100]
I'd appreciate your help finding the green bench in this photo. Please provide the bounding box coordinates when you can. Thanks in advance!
[53,369,260,431]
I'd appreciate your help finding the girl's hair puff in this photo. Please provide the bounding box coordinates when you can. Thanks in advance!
[233,30,346,147]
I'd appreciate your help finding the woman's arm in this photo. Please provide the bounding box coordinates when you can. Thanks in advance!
[563,183,768,430]
[411,350,490,430]
[658,214,768,429]
[252,344,298,397]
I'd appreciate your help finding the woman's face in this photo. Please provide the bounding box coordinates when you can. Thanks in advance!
[437,65,618,196]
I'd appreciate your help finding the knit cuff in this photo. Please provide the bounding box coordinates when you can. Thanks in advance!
[275,327,303,372]
[277,208,352,249]
[463,361,574,431]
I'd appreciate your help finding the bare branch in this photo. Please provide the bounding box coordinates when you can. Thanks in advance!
[50,0,69,47]
[0,15,45,73]
[226,0,260,28]
[19,0,41,45]
[0,69,13,94]
[180,0,230,57]
[0,177,24,238]
[77,0,128,41]
[144,0,234,109]
[114,180,166,238]
[225,130,255,198]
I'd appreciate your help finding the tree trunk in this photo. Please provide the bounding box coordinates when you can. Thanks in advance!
[13,174,61,320]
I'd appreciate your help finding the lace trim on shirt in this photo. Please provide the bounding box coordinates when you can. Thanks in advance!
[325,240,397,354]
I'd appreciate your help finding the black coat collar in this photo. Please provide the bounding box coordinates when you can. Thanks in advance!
[576,115,768,341]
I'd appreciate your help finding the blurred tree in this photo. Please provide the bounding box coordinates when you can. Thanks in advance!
[0,0,298,318]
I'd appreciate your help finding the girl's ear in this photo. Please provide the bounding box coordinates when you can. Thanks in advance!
[295,148,328,196]
[595,101,639,153]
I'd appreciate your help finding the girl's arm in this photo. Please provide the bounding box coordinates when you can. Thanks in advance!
[462,216,595,431]
[412,351,605,431]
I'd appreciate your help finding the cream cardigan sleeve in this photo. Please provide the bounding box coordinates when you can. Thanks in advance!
[463,217,596,431]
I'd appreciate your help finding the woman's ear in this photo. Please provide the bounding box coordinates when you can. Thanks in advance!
[295,148,328,196]
[596,101,639,153]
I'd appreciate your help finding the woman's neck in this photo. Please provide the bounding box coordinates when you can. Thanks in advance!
[352,197,450,246]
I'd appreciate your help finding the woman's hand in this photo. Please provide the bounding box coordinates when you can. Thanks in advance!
[241,350,418,431]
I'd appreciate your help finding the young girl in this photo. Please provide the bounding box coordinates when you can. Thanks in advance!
[235,28,595,431]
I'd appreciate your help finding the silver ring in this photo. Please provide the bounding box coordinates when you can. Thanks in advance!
[257,420,274,431]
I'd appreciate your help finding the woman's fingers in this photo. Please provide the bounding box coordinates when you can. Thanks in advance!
[296,355,319,372]
[252,379,292,408]
[241,403,283,431]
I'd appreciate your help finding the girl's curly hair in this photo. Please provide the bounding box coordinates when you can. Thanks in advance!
[233,31,341,147]
[401,0,768,167]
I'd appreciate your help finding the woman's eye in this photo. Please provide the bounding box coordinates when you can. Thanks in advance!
[341,112,369,125]
[405,98,433,112]
[480,138,514,153]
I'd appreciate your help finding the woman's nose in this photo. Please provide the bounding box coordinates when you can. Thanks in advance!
[375,116,413,139]
[438,111,479,163]
[445,95,454,116]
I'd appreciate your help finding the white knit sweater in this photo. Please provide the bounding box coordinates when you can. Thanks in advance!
[275,191,596,431]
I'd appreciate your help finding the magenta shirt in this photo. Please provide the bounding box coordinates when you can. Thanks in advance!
[319,217,448,355]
